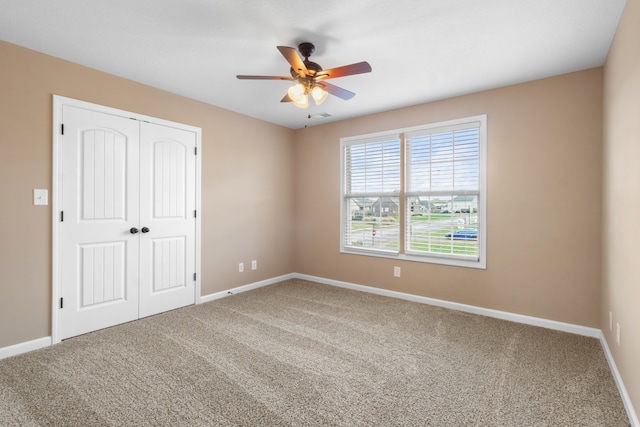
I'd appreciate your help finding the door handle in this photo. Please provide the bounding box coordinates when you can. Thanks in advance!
[130,227,139,234]
[141,227,150,233]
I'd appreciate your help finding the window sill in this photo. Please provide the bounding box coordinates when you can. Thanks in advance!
[341,247,486,270]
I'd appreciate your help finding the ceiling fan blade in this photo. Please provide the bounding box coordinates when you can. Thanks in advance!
[315,61,372,80]
[317,81,356,100]
[277,46,308,77]
[281,93,293,102]
[236,75,294,80]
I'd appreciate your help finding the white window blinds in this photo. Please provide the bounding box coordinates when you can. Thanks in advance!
[405,122,481,260]
[340,115,486,268]
[406,125,480,194]
[343,137,401,253]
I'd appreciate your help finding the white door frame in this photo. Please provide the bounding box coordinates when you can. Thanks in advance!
[51,95,202,344]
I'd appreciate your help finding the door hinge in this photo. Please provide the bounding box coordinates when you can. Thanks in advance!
[60,297,64,309]
[194,210,197,218]
[60,211,64,222]
[193,273,197,281]
[194,147,198,155]
[61,124,64,135]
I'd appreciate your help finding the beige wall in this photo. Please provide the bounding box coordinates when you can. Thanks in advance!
[0,16,637,420]
[0,40,296,348]
[295,68,603,328]
[603,0,640,415]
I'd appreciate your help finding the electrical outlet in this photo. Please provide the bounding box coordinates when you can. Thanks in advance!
[616,323,620,346]
[609,312,612,331]
[393,266,401,277]
[251,260,257,270]
[238,262,244,273]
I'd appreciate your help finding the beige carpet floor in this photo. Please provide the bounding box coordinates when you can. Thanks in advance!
[0,279,630,426]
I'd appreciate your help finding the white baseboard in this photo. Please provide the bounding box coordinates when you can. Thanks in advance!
[198,273,296,304]
[0,336,51,361]
[600,334,639,427]
[295,273,601,338]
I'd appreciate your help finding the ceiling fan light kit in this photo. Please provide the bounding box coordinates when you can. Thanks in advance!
[236,42,371,109]
[288,83,310,108]
[287,81,328,108]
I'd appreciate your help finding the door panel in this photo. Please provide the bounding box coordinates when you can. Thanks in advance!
[61,106,140,339]
[153,140,187,218]
[81,129,126,220]
[152,237,186,292]
[79,242,125,306]
[138,122,196,318]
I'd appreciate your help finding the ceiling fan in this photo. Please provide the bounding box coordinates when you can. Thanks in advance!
[236,42,372,108]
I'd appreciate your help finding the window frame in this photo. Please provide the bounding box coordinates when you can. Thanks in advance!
[340,115,487,269]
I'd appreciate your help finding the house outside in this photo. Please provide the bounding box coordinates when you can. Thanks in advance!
[409,198,429,215]
[371,197,399,217]
[349,198,376,220]
[353,196,476,218]
[452,195,478,213]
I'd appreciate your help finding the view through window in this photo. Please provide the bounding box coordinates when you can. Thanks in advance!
[341,115,486,268]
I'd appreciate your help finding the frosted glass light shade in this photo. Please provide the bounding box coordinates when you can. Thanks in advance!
[287,83,306,101]
[292,94,309,108]
[310,86,328,105]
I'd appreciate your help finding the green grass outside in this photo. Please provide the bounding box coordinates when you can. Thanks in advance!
[348,218,478,256]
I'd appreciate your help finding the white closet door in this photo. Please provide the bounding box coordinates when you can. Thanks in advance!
[60,106,140,339]
[138,122,197,318]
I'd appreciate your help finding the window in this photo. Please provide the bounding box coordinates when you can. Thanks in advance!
[341,115,486,268]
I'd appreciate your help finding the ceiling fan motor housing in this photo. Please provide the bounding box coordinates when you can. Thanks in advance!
[288,42,323,78]
[290,61,322,78]
[298,42,315,58]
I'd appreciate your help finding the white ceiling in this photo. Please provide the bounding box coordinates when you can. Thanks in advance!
[0,0,626,129]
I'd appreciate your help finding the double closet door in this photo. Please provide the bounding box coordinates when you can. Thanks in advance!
[59,104,199,339]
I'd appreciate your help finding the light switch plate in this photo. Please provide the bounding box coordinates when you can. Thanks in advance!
[34,189,48,206]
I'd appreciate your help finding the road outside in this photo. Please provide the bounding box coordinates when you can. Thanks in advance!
[346,213,478,256]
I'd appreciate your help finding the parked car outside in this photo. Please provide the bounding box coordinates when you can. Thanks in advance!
[444,228,478,240]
